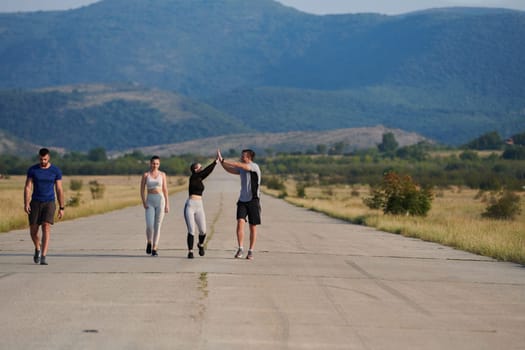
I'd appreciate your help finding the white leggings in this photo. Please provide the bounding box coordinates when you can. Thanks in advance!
[184,198,206,236]
[145,193,165,246]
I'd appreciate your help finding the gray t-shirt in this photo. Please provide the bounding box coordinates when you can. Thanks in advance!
[238,162,261,202]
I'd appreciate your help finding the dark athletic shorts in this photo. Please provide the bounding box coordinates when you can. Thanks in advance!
[236,198,261,225]
[28,200,56,225]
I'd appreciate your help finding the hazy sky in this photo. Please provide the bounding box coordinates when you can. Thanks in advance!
[1,0,524,14]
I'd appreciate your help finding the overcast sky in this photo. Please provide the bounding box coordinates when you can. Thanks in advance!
[1,0,524,14]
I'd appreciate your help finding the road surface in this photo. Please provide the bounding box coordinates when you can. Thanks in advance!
[1,168,524,349]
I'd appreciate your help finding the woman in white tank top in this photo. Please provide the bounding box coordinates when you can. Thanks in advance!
[140,155,169,256]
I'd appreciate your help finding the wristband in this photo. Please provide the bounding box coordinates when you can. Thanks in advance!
[59,207,65,210]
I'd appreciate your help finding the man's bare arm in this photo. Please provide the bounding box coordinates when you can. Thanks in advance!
[221,160,240,174]
[24,177,32,214]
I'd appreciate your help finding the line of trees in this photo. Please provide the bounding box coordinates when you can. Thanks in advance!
[1,131,524,191]
[0,149,197,176]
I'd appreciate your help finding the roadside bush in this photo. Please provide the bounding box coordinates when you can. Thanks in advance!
[67,193,81,207]
[364,171,433,216]
[265,176,286,191]
[69,179,83,191]
[296,183,306,198]
[482,191,522,220]
[89,180,105,199]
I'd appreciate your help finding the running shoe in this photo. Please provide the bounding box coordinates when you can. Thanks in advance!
[40,256,48,265]
[151,250,158,257]
[188,251,194,259]
[33,249,40,264]
[197,243,205,257]
[146,242,152,255]
[234,247,243,258]
[246,250,254,260]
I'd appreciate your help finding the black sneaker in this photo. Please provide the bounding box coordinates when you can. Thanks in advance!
[187,251,194,259]
[40,256,48,265]
[146,242,152,255]
[197,244,205,257]
[33,249,41,264]
[151,250,158,257]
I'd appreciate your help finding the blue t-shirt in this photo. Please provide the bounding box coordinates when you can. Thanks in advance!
[27,164,62,202]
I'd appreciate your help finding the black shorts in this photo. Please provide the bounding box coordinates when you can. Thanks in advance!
[237,198,261,225]
[28,200,56,225]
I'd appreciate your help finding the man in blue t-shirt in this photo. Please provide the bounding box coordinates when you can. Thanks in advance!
[24,148,65,265]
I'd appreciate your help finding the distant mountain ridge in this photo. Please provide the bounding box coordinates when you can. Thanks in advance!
[2,1,524,97]
[113,126,428,157]
[0,0,524,150]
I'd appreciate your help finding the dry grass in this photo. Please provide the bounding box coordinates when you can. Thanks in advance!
[264,182,525,265]
[4,174,523,265]
[0,175,185,233]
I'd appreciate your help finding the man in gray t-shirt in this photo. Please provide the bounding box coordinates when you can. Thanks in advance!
[219,149,261,260]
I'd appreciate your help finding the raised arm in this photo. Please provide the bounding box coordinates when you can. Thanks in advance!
[218,149,237,174]
[220,158,241,174]
[199,160,218,180]
[223,159,251,171]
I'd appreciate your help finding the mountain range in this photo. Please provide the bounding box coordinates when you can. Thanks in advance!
[0,0,524,153]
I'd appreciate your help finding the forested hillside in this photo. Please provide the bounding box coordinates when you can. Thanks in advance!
[0,85,249,151]
[0,0,524,149]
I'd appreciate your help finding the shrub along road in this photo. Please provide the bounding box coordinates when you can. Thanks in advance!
[0,168,524,349]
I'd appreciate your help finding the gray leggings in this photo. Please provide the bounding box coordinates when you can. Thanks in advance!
[184,198,206,236]
[145,193,165,246]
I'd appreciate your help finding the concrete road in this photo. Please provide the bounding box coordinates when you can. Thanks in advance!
[1,168,524,349]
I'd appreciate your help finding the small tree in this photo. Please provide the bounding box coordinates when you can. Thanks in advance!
[501,145,525,160]
[364,171,433,216]
[482,191,522,220]
[509,131,525,146]
[464,131,502,150]
[378,132,399,154]
[87,147,107,162]
[316,144,327,155]
[328,141,345,155]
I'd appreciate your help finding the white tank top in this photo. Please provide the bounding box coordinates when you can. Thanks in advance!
[146,173,163,190]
